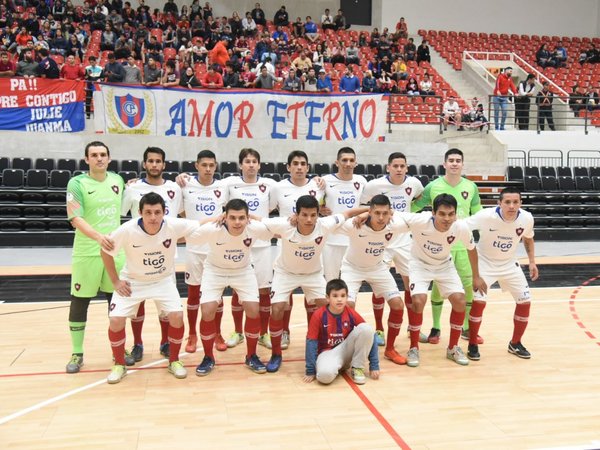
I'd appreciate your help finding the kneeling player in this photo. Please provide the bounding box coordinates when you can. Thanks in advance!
[465,187,538,360]
[303,279,380,385]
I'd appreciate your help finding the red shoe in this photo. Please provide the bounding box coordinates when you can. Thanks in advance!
[185,335,197,353]
[214,334,227,352]
[384,348,407,365]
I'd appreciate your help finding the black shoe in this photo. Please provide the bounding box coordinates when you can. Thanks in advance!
[160,342,170,357]
[131,344,144,362]
[427,328,441,344]
[467,344,480,361]
[508,341,531,359]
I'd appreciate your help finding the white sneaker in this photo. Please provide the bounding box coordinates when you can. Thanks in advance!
[107,364,127,384]
[258,333,272,349]
[446,345,469,366]
[281,331,290,350]
[407,347,420,367]
[226,332,244,348]
[351,367,366,384]
[168,360,188,379]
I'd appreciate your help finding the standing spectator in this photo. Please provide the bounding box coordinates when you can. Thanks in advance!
[201,63,224,89]
[404,37,416,61]
[361,70,376,92]
[419,72,435,96]
[493,66,517,130]
[405,76,419,96]
[37,49,60,79]
[202,2,213,21]
[242,12,257,37]
[122,55,142,84]
[273,6,289,27]
[536,81,556,131]
[339,66,360,93]
[302,67,318,92]
[251,3,266,26]
[321,9,334,31]
[416,39,430,64]
[161,59,180,87]
[60,54,85,80]
[317,68,332,92]
[283,68,302,91]
[304,16,318,43]
[443,96,463,131]
[84,55,104,117]
[229,11,243,38]
[345,41,360,65]
[0,51,16,77]
[209,37,229,68]
[254,65,280,89]
[515,74,536,130]
[222,62,240,88]
[394,17,408,40]
[103,52,125,82]
[333,9,347,31]
[142,56,161,86]
[180,65,200,88]
[163,0,178,16]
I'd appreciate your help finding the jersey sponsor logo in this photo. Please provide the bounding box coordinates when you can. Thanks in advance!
[516,227,524,236]
[112,185,120,195]
[493,240,513,251]
[243,238,252,247]
[385,232,393,241]
[74,283,81,291]
[163,239,172,248]
[315,236,323,245]
[167,190,175,199]
[405,186,412,196]
[259,184,266,193]
[338,196,356,207]
[447,235,455,244]
[309,190,316,197]
[461,191,468,200]
[214,189,221,198]
[196,202,217,214]
[354,182,360,190]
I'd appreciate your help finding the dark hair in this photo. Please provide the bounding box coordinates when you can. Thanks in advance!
[432,193,457,212]
[139,192,165,212]
[326,278,348,296]
[225,198,249,214]
[388,152,406,164]
[499,186,522,200]
[370,194,391,207]
[38,48,49,57]
[197,149,216,161]
[295,195,319,214]
[336,146,355,160]
[239,148,261,164]
[143,146,165,162]
[84,141,109,157]
[444,148,463,161]
[287,150,308,165]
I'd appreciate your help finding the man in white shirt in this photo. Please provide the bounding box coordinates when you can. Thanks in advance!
[101,193,203,383]
[121,147,183,363]
[360,152,424,347]
[442,95,462,131]
[465,187,538,360]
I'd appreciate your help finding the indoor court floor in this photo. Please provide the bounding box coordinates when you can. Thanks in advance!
[1,244,599,450]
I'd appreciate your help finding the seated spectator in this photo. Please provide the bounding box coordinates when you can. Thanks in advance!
[180,65,200,88]
[378,71,394,93]
[163,25,178,47]
[443,96,463,131]
[339,66,360,93]
[379,55,392,77]
[333,9,348,30]
[202,2,213,20]
[330,42,346,65]
[64,34,82,62]
[145,35,164,63]
[142,56,161,86]
[304,16,318,43]
[283,69,302,91]
[312,43,328,69]
[101,23,116,51]
[416,39,430,64]
[255,56,275,75]
[586,89,600,111]
[405,76,419,96]
[404,37,416,61]
[580,43,599,64]
[461,97,487,130]
[51,29,69,55]
[394,17,408,40]
[367,57,381,79]
[345,42,360,65]
[358,32,368,48]
[104,52,126,82]
[242,12,257,37]
[0,51,16,77]
[164,0,178,16]
[251,3,266,26]
[229,11,242,38]
[292,17,304,38]
[273,5,289,27]
[254,64,280,89]
[536,43,553,68]
[240,61,257,87]
[302,67,318,92]
[377,35,392,60]
[60,54,85,80]
[176,25,191,48]
[123,55,142,84]
[569,84,587,113]
[553,42,567,67]
[272,25,288,43]
[114,34,133,59]
[321,9,334,31]
[317,68,332,92]
[419,73,435,96]
[201,63,224,88]
[361,70,377,92]
[223,62,241,88]
[391,56,408,81]
[292,49,312,71]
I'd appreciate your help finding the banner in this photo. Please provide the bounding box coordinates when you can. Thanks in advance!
[95,84,387,142]
[0,78,85,132]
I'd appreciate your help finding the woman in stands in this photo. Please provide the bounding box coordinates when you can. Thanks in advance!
[180,65,200,89]
[331,42,346,65]
[391,55,408,81]
[378,70,395,93]
[406,76,420,96]
[229,11,242,39]
[362,70,377,92]
[419,72,435,96]
[536,43,553,68]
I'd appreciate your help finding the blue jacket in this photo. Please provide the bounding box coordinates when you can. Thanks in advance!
[339,75,360,92]
[317,75,333,91]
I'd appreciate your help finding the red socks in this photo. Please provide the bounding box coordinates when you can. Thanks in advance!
[449,309,465,348]
[259,292,271,335]
[468,301,486,345]
[407,307,423,348]
[200,319,216,359]
[131,301,145,345]
[512,302,531,344]
[269,318,283,355]
[109,328,126,365]
[282,294,293,332]
[372,294,385,331]
[231,291,244,334]
[159,315,169,345]
[386,307,403,350]
[186,285,200,336]
[244,316,260,358]
[167,325,184,363]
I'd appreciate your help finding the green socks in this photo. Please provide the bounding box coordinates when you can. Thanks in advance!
[69,321,86,354]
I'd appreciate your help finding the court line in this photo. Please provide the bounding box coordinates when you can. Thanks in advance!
[568,275,600,347]
[342,372,411,449]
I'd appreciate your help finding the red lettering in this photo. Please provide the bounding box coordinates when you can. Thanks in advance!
[358,99,376,137]
[323,103,342,140]
[234,100,254,138]
[287,101,306,139]
[188,99,214,137]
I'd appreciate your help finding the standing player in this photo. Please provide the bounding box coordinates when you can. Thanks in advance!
[271,150,325,348]
[193,199,274,376]
[412,148,482,344]
[121,147,183,362]
[395,194,486,367]
[360,152,424,346]
[222,148,278,351]
[339,194,411,365]
[181,150,229,354]
[464,187,538,360]
[321,147,367,282]
[65,141,124,374]
[102,193,203,383]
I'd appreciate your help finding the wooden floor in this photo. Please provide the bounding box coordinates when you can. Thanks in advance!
[1,281,600,449]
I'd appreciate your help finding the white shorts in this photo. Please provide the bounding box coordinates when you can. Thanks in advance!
[185,251,207,285]
[200,264,259,304]
[385,245,410,277]
[475,259,531,304]
[322,244,347,282]
[109,277,183,318]
[271,269,326,304]
[341,261,401,302]
[409,258,464,298]
[251,246,274,289]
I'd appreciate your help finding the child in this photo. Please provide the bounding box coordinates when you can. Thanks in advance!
[303,279,380,385]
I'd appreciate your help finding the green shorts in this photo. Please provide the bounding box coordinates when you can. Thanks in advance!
[70,253,125,298]
[431,247,473,301]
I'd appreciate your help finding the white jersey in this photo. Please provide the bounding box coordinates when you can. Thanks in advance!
[264,214,345,274]
[105,217,199,282]
[191,221,272,272]
[182,177,229,254]
[272,178,325,218]
[465,207,534,265]
[339,215,409,269]
[322,174,367,246]
[399,212,475,266]
[121,179,183,218]
[360,175,424,248]
[224,175,277,248]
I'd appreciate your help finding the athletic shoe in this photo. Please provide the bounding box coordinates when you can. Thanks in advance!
[461,328,484,344]
[245,354,267,374]
[419,332,429,344]
[281,331,290,350]
[351,367,366,384]
[159,342,170,358]
[266,354,283,373]
[467,343,480,361]
[226,332,244,348]
[384,348,407,365]
[107,364,127,384]
[124,350,135,367]
[508,341,531,359]
[406,347,420,367]
[446,345,469,366]
[375,330,385,346]
[428,328,441,344]
[168,360,187,379]
[214,334,227,352]
[195,356,215,376]
[185,335,198,353]
[258,333,272,349]
[66,354,83,374]
[131,344,144,362]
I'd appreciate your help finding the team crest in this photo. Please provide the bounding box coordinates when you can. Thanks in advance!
[516,227,524,236]
[461,191,469,200]
[315,236,323,245]
[447,236,455,244]
[163,239,172,248]
[112,185,120,195]
[385,232,393,241]
[74,283,81,291]
[214,189,221,198]
[106,88,155,134]
[308,190,316,197]
[259,184,266,193]
[243,238,252,247]
[354,182,360,190]
[167,190,175,199]
[405,187,412,196]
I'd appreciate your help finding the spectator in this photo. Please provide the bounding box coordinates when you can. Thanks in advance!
[251,3,266,26]
[585,89,599,111]
[330,42,345,65]
[292,49,312,71]
[304,16,318,43]
[292,17,304,38]
[579,43,599,65]
[515,73,536,130]
[272,25,288,43]
[255,56,275,75]
[536,43,553,68]
[553,42,567,67]
[209,37,229,68]
[345,41,360,65]
[377,35,392,60]
[202,2,213,21]
[317,68,332,92]
[461,97,487,130]
[161,59,180,86]
[200,63,223,88]
[391,55,408,81]
[378,71,394,93]
[60,54,85,80]
[240,61,257,87]
[283,68,302,91]
[222,63,240,88]
[394,17,408,40]
[302,67,318,92]
[123,55,142,84]
[313,43,330,68]
[91,6,107,32]
[0,51,15,77]
[163,25,177,48]
[51,29,69,55]
[36,49,59,78]
[10,27,31,55]
[361,70,376,92]
[104,52,126,82]
[569,84,588,114]
[339,66,360,93]
[253,33,270,62]
[254,64,280,89]
[146,35,163,63]
[176,25,191,48]
[142,56,161,86]
[405,76,419,96]
[404,37,416,61]
[379,54,392,77]
[321,9,334,31]
[493,66,517,130]
[419,72,435,96]
[114,33,133,59]
[417,39,430,64]
[536,81,556,131]
[163,0,177,16]
[180,65,200,88]
[229,11,242,38]
[273,6,289,27]
[443,96,462,131]
[333,9,347,31]
[65,34,83,60]
[242,12,257,37]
